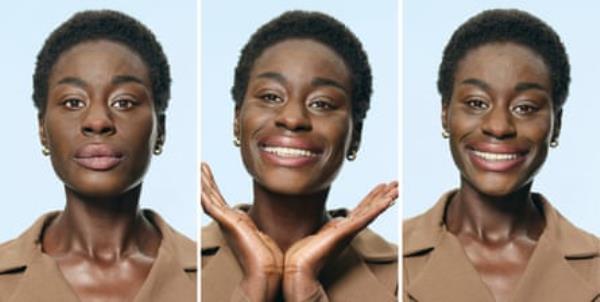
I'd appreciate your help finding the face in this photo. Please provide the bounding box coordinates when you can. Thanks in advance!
[443,42,559,197]
[236,39,353,195]
[40,40,163,198]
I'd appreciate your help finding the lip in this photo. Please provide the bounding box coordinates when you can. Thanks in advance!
[258,136,323,168]
[73,143,124,171]
[466,143,528,172]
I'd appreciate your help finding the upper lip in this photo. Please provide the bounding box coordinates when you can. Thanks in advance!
[74,143,124,159]
[258,135,323,154]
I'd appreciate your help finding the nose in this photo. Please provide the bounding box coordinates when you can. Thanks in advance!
[81,102,116,137]
[481,106,516,140]
[275,97,312,132]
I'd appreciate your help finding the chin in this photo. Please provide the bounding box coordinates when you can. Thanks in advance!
[258,175,329,196]
[467,174,532,198]
[65,176,142,199]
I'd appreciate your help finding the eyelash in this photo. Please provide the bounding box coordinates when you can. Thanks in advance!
[308,99,335,110]
[260,93,283,103]
[512,104,538,115]
[465,98,489,111]
[111,98,137,110]
[62,98,85,109]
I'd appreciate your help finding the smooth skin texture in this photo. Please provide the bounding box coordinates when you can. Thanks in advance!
[202,39,397,301]
[39,40,164,302]
[442,42,558,302]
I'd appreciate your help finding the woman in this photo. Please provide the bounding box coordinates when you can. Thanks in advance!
[403,9,599,302]
[0,10,196,301]
[201,11,398,301]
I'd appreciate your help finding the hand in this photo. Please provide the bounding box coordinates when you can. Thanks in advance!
[201,163,283,302]
[282,181,398,301]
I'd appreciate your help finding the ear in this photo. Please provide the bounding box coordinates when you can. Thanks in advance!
[347,121,363,158]
[233,106,241,140]
[551,108,562,143]
[157,113,166,147]
[441,101,450,133]
[38,114,48,149]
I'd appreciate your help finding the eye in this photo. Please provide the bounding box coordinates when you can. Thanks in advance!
[308,99,335,111]
[260,93,283,104]
[111,98,136,110]
[63,98,85,110]
[512,103,539,115]
[465,98,489,111]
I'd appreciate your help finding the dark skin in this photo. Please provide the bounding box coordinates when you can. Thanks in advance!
[442,42,560,302]
[202,39,398,301]
[39,40,165,302]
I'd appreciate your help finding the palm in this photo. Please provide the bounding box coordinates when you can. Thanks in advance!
[201,163,283,301]
[283,182,398,299]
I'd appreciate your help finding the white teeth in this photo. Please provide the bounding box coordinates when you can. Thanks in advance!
[472,150,520,161]
[263,146,317,158]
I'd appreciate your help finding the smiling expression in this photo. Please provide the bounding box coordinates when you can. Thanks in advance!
[443,42,559,197]
[236,39,353,195]
[40,40,163,198]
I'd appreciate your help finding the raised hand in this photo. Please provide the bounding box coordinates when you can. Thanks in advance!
[282,181,398,301]
[201,163,283,301]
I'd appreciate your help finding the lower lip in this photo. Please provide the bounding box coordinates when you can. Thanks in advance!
[468,151,526,172]
[74,156,122,171]
[259,149,320,168]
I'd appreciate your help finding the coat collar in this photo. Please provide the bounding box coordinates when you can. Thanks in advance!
[0,210,197,302]
[404,190,600,301]
[201,207,397,301]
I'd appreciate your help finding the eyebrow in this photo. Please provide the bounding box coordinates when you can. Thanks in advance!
[55,75,145,88]
[514,82,547,93]
[256,72,348,93]
[311,77,348,94]
[461,78,490,91]
[461,78,548,93]
[57,76,87,88]
[112,75,146,86]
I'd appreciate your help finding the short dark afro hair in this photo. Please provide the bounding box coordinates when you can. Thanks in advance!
[232,10,372,131]
[438,9,570,110]
[33,10,171,115]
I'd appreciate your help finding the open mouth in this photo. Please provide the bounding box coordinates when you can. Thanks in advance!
[471,150,523,161]
[467,146,528,172]
[261,145,319,158]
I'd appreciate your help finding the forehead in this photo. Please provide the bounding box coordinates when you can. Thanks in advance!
[251,38,351,85]
[49,39,150,86]
[454,42,550,88]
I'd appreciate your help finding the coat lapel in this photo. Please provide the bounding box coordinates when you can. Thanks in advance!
[406,231,495,302]
[511,230,598,301]
[323,246,397,302]
[201,240,245,301]
[8,252,80,302]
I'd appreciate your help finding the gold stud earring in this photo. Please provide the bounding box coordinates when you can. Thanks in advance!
[442,130,450,139]
[550,140,559,148]
[233,136,241,147]
[153,144,163,155]
[42,145,50,156]
[346,149,357,161]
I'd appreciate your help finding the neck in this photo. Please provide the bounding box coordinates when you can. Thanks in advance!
[248,181,329,252]
[42,184,161,260]
[445,179,545,242]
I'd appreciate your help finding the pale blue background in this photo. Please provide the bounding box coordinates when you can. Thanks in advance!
[404,0,600,235]
[0,1,197,241]
[202,0,398,242]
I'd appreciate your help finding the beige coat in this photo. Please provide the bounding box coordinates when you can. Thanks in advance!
[202,208,398,301]
[403,191,600,302]
[0,210,197,301]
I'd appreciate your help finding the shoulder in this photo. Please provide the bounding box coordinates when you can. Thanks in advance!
[143,210,197,277]
[0,212,57,300]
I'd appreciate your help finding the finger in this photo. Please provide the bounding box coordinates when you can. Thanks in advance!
[201,164,228,208]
